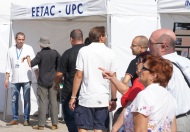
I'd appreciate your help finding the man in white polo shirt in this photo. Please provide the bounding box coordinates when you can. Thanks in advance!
[69,26,117,132]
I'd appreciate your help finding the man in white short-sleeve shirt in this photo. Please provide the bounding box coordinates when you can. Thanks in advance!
[148,28,190,132]
[69,26,117,132]
[4,32,38,126]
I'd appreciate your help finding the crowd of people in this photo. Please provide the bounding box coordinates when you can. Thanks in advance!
[4,26,190,132]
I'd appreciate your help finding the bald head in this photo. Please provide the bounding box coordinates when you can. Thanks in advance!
[151,29,176,50]
[130,35,148,55]
[149,29,176,56]
[70,29,83,45]
[133,35,148,49]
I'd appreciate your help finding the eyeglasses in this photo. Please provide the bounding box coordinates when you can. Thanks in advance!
[141,65,153,72]
[148,41,168,47]
[131,44,139,47]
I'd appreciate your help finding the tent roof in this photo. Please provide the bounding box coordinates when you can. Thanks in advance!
[158,0,190,14]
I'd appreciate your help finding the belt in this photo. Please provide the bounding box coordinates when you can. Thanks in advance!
[176,110,190,119]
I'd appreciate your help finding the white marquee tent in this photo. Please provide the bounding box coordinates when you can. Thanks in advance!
[0,0,157,116]
[158,0,190,29]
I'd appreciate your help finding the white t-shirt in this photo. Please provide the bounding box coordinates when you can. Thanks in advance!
[123,83,177,132]
[76,42,117,107]
[5,44,37,83]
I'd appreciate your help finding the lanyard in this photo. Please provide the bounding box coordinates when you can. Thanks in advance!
[16,46,23,60]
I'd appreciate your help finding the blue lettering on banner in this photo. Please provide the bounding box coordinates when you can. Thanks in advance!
[185,0,190,7]
[78,3,83,14]
[32,5,55,17]
[66,3,83,15]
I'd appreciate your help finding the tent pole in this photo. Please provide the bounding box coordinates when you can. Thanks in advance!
[3,20,13,121]
[106,0,113,131]
[107,12,111,48]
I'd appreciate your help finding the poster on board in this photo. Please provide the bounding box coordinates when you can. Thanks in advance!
[173,22,190,57]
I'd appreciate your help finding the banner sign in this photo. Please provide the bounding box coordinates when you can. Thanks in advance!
[158,0,190,13]
[11,0,106,20]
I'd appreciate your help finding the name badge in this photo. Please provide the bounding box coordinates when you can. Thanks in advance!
[15,64,19,68]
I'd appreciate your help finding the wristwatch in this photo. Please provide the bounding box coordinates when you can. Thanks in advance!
[111,98,117,101]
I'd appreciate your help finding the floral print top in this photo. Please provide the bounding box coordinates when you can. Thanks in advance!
[122,83,177,132]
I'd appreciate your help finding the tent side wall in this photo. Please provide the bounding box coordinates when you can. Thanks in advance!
[5,0,107,115]
[158,0,190,30]
[110,0,158,107]
[0,0,12,112]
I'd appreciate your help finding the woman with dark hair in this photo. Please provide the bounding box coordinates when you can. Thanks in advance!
[100,55,177,132]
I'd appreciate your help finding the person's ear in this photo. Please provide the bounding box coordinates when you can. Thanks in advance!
[99,36,104,42]
[150,73,157,81]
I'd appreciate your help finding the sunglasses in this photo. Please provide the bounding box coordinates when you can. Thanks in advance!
[141,65,153,72]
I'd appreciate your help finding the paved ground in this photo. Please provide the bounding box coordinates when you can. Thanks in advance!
[0,112,68,132]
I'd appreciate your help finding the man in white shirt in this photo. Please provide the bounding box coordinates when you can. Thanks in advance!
[4,32,38,126]
[69,26,117,132]
[148,28,190,132]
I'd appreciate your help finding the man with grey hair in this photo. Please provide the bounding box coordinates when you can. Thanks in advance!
[5,32,38,126]
[148,28,190,131]
[23,37,60,130]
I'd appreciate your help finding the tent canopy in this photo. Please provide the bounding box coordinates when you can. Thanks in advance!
[158,0,190,14]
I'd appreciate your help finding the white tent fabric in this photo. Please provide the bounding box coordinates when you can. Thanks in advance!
[158,0,190,29]
[1,0,158,116]
[110,0,157,108]
[0,0,12,113]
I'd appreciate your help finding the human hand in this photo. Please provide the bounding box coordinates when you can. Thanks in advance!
[69,98,76,111]
[108,101,117,111]
[53,83,59,90]
[98,67,114,80]
[21,57,26,63]
[4,80,9,88]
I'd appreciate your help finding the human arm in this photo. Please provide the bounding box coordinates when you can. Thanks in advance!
[133,112,148,132]
[69,70,83,111]
[53,71,64,90]
[171,117,177,132]
[99,67,129,95]
[4,72,10,88]
[34,69,39,80]
[122,74,132,87]
[109,72,117,111]
[112,107,126,132]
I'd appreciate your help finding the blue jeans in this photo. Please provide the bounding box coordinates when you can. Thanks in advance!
[62,95,78,132]
[11,82,31,121]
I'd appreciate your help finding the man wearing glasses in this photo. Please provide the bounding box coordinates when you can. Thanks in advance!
[122,35,148,87]
[148,28,190,132]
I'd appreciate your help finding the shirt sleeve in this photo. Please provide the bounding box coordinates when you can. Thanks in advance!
[31,52,41,67]
[76,49,84,71]
[5,50,12,73]
[55,50,61,70]
[29,46,38,70]
[57,51,68,73]
[110,51,117,73]
[126,58,137,78]
[130,91,153,116]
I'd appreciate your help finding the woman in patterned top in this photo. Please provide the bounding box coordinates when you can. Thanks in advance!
[100,55,177,132]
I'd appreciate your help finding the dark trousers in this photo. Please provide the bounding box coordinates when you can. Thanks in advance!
[37,86,58,126]
[62,94,78,132]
